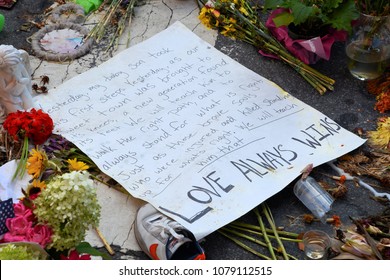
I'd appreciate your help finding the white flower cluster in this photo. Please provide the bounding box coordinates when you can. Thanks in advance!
[33,171,101,251]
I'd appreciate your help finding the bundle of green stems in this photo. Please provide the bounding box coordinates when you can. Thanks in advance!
[87,0,137,51]
[219,203,302,260]
[356,0,390,16]
[198,0,335,94]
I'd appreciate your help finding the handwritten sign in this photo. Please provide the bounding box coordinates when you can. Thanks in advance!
[35,22,365,239]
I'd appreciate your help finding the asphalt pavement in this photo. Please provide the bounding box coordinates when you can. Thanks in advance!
[1,0,389,260]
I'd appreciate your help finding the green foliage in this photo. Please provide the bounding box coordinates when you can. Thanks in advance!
[326,0,361,30]
[264,0,359,32]
[289,1,317,26]
[76,242,112,260]
[0,244,47,260]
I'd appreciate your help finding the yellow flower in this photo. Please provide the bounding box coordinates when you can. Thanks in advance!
[366,117,390,149]
[221,23,237,38]
[239,6,249,16]
[27,148,47,179]
[31,179,46,189]
[199,7,217,29]
[67,158,89,171]
[26,179,47,197]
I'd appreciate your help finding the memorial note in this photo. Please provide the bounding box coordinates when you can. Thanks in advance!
[35,21,365,239]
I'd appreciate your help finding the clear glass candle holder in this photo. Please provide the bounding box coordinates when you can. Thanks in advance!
[303,230,331,260]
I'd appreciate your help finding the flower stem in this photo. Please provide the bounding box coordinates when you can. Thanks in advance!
[90,174,129,195]
[13,136,29,180]
[199,0,336,94]
[94,227,115,255]
[226,224,301,242]
[262,203,289,259]
[220,227,299,260]
[218,229,273,259]
[230,221,300,239]
[254,207,276,259]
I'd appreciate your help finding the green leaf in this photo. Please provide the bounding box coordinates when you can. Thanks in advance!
[289,1,316,25]
[264,0,360,30]
[272,11,294,27]
[326,0,360,31]
[76,242,113,260]
[321,0,344,12]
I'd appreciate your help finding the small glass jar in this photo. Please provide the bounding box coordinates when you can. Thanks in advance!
[303,230,331,260]
[345,13,390,80]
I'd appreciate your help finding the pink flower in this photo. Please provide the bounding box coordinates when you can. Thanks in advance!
[2,233,27,243]
[27,224,52,247]
[13,201,34,222]
[5,216,33,236]
[29,193,40,200]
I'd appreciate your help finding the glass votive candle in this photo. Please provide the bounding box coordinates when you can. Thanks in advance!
[303,230,331,260]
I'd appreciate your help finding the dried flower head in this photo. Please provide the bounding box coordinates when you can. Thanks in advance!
[366,117,390,150]
[367,72,390,113]
[303,214,315,224]
[341,230,377,259]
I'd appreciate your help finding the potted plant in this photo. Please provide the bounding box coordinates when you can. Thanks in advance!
[263,0,360,64]
[264,0,360,37]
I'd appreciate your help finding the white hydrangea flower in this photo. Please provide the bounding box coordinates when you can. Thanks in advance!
[33,170,101,251]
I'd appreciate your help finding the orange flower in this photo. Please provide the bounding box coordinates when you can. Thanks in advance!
[330,215,341,227]
[339,175,346,184]
[375,91,390,113]
[367,73,390,113]
[27,149,47,179]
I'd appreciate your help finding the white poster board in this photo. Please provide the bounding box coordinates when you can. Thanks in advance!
[35,21,365,239]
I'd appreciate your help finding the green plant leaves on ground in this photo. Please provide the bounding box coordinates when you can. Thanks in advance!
[264,0,359,31]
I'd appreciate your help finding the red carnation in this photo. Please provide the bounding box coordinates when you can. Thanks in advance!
[2,109,54,179]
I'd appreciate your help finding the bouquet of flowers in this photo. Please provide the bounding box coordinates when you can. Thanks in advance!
[1,171,101,258]
[2,109,54,179]
[198,0,336,94]
[0,109,103,260]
